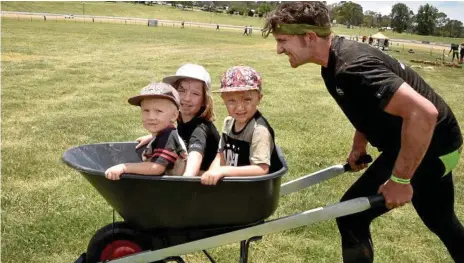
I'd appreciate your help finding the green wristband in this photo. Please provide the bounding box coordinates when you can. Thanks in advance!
[390,174,411,184]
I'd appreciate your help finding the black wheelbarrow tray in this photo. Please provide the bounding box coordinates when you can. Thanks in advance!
[63,142,383,263]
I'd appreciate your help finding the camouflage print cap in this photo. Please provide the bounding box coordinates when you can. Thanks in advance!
[128,82,180,108]
[214,66,262,93]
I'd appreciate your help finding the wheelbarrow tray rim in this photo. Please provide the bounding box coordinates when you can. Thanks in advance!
[62,141,288,182]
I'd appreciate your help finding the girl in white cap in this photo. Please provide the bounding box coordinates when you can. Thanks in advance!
[136,64,220,177]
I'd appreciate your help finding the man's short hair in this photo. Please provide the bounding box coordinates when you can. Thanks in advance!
[262,1,331,38]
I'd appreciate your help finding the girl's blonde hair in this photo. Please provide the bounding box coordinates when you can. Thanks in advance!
[201,88,215,121]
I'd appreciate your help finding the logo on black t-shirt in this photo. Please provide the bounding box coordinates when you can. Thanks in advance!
[335,86,344,96]
[399,62,405,70]
[376,85,388,99]
[225,143,239,166]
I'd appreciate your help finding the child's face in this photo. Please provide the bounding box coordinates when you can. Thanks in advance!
[140,98,178,134]
[221,90,262,126]
[177,79,204,119]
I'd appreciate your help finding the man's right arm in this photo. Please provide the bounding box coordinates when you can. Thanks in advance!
[353,130,368,150]
[347,130,369,171]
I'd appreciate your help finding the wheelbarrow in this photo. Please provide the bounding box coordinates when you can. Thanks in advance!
[62,142,382,263]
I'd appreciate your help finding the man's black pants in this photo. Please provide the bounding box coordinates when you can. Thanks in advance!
[336,150,464,262]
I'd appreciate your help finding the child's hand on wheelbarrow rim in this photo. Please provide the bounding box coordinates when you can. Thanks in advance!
[135,134,153,149]
[105,164,127,180]
[201,168,225,185]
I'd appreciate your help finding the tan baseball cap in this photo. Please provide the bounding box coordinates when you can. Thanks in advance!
[128,82,180,108]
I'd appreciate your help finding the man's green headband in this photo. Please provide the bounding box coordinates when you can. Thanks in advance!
[274,24,332,37]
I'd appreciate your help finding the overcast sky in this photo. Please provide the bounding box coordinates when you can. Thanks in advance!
[326,1,464,23]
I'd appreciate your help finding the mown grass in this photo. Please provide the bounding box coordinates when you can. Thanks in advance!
[2,1,464,44]
[1,1,265,27]
[1,17,463,263]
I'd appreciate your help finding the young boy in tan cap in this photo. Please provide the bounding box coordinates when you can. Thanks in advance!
[105,82,187,180]
[201,66,279,185]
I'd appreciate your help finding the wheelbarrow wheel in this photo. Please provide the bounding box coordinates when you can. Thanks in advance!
[86,222,152,263]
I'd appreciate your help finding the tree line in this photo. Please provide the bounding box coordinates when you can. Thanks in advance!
[329,1,464,38]
[139,1,463,38]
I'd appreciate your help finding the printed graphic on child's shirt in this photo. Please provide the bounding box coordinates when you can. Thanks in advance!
[221,137,251,167]
[224,143,240,166]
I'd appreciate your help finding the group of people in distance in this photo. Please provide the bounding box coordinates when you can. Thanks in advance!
[449,42,464,63]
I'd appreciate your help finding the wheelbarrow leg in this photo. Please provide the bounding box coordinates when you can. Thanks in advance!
[74,253,86,263]
[239,236,262,263]
[202,250,217,263]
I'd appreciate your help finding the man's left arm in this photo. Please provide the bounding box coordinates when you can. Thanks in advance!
[340,56,438,209]
[384,82,438,179]
[380,82,438,209]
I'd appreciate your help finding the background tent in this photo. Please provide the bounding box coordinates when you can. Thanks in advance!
[371,32,388,39]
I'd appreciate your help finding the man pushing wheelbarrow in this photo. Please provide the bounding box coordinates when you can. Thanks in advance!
[263,2,464,262]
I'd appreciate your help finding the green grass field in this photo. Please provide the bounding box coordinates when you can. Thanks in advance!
[3,1,464,44]
[2,15,464,263]
[1,1,265,27]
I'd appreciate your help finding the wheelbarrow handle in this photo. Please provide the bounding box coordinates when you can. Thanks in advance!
[368,194,386,209]
[343,155,373,172]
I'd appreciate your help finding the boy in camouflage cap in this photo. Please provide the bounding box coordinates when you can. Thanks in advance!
[201,66,279,185]
[105,82,187,180]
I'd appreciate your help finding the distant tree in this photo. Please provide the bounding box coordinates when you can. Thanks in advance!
[229,2,247,15]
[390,3,410,33]
[362,10,376,28]
[336,1,364,26]
[436,12,449,28]
[416,3,438,35]
[383,15,391,27]
[434,12,449,36]
[444,20,463,38]
[327,3,341,23]
[257,2,272,17]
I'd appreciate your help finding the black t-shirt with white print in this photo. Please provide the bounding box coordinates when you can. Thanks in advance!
[177,111,220,171]
[321,36,462,156]
[218,111,281,173]
[142,126,187,175]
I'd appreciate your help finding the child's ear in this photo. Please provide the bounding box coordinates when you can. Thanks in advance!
[257,93,263,104]
[172,110,179,123]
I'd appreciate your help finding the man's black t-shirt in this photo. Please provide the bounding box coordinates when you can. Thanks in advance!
[321,36,462,156]
[177,113,220,171]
